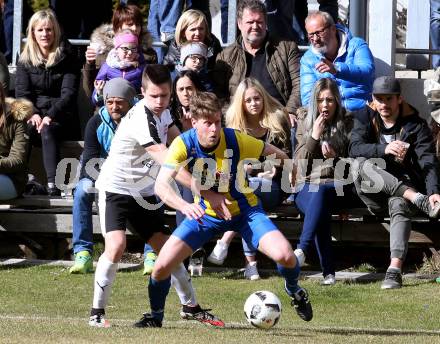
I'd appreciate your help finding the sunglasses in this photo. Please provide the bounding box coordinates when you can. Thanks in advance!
[188,54,205,63]
[307,25,330,40]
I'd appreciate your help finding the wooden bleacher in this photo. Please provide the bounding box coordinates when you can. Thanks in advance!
[1,141,440,260]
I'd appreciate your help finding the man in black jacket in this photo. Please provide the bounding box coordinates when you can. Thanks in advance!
[350,76,440,289]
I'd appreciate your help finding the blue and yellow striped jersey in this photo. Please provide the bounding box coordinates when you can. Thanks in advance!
[164,128,265,217]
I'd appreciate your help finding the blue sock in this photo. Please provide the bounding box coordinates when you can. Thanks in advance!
[277,263,301,297]
[148,277,171,322]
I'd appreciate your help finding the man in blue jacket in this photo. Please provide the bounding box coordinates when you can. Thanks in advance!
[300,11,375,112]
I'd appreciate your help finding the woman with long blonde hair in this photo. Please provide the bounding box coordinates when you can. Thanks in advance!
[208,77,291,280]
[16,9,80,196]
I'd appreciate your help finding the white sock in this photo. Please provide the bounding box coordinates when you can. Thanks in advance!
[171,263,197,306]
[92,255,118,309]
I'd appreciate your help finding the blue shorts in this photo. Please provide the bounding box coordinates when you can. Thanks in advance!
[172,204,278,251]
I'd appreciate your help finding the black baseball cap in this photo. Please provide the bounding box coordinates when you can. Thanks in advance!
[372,76,401,95]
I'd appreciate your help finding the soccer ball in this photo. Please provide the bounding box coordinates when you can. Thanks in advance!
[244,290,282,329]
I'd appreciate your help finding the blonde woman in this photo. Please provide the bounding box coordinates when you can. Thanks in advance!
[207,78,291,280]
[15,9,80,196]
[164,9,222,73]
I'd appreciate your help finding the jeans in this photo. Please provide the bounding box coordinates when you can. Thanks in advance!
[354,160,417,260]
[220,0,229,44]
[72,178,95,254]
[0,174,17,200]
[147,0,183,63]
[265,0,339,45]
[293,181,353,276]
[2,0,13,64]
[241,178,283,256]
[431,0,440,68]
[144,243,154,256]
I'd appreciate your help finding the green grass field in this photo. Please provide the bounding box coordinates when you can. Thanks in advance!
[1,265,440,343]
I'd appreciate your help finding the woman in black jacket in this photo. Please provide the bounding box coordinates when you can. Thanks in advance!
[15,9,80,196]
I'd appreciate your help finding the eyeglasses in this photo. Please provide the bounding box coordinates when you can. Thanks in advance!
[119,46,138,53]
[317,97,335,104]
[307,25,330,40]
[188,54,205,63]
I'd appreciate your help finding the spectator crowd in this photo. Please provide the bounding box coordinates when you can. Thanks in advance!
[1,0,440,328]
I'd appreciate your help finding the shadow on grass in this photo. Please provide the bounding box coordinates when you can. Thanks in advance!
[0,260,54,270]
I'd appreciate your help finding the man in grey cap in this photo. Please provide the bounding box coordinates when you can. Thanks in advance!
[350,75,440,289]
[70,77,137,274]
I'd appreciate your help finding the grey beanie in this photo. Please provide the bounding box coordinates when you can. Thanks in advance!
[180,42,208,65]
[103,77,136,102]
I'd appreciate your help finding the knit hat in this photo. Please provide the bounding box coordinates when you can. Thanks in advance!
[372,76,401,95]
[114,31,138,49]
[103,78,136,102]
[180,42,208,65]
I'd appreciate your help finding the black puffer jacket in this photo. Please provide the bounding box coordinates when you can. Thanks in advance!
[163,34,222,72]
[15,40,80,122]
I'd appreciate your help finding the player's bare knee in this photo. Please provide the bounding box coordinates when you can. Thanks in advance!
[151,261,172,281]
[271,248,295,267]
[105,241,126,262]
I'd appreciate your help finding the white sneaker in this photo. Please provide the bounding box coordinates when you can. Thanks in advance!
[294,248,306,267]
[244,262,260,280]
[89,313,110,328]
[188,249,205,277]
[207,240,229,265]
[321,274,336,285]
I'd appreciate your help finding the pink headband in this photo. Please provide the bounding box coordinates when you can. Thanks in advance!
[114,32,138,49]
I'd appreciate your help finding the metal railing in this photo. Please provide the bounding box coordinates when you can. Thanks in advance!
[10,0,440,71]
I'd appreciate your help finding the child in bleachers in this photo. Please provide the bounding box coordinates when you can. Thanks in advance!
[92,30,145,106]
[177,42,213,92]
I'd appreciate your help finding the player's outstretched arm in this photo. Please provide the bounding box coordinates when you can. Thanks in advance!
[155,165,205,221]
[262,143,289,161]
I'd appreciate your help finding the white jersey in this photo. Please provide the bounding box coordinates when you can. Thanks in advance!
[96,101,174,197]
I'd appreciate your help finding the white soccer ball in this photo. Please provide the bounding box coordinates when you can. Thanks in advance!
[244,290,282,329]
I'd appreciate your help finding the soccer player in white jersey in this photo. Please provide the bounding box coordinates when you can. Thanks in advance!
[89,65,224,328]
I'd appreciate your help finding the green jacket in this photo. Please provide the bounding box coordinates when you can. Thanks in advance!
[213,35,301,114]
[0,98,33,195]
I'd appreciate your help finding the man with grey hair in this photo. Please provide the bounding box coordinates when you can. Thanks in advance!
[213,0,301,127]
[300,11,375,112]
[70,77,136,275]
